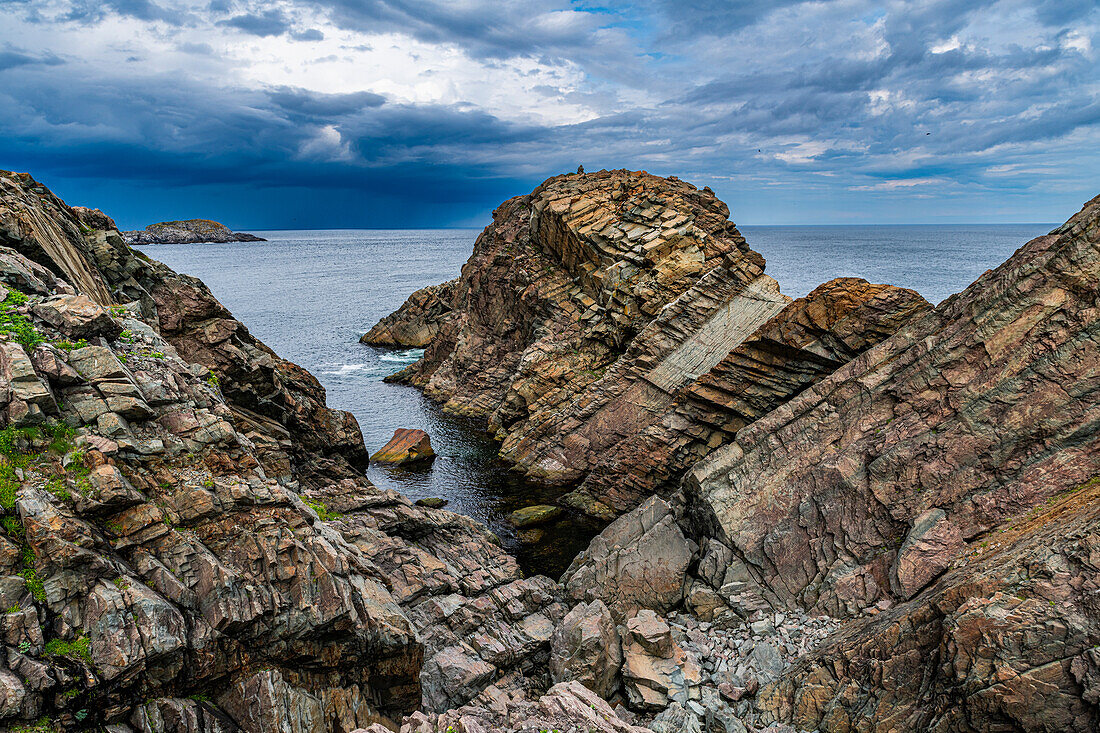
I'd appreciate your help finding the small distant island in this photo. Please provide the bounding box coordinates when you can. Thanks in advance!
[122,218,266,244]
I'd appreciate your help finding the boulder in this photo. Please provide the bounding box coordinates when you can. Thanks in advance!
[620,610,703,711]
[507,504,562,528]
[549,600,622,697]
[890,507,965,598]
[370,428,436,465]
[31,293,120,338]
[562,496,695,621]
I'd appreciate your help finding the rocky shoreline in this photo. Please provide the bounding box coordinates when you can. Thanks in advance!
[0,165,1097,732]
[121,219,265,245]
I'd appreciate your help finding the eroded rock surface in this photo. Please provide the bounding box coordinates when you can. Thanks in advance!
[375,170,789,494]
[564,277,930,518]
[0,171,564,732]
[685,195,1100,730]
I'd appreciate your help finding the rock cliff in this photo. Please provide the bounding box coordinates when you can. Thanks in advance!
[373,171,786,481]
[5,164,1099,733]
[0,171,564,731]
[122,220,265,245]
[685,194,1100,730]
[371,171,930,520]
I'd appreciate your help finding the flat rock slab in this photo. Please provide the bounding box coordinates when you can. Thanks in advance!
[371,428,436,465]
[508,504,563,528]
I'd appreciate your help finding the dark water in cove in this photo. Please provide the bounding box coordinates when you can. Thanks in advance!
[137,223,1052,576]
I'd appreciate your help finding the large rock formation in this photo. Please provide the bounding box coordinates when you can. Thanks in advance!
[374,170,789,487]
[371,171,929,522]
[685,194,1100,729]
[0,171,565,731]
[563,276,930,518]
[122,220,265,245]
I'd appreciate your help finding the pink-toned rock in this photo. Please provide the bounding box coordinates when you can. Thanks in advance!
[371,428,436,465]
[890,507,965,598]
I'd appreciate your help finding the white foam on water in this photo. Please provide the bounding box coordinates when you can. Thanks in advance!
[379,349,424,363]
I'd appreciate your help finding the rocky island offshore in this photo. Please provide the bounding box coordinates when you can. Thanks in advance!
[121,219,265,245]
[0,164,1096,733]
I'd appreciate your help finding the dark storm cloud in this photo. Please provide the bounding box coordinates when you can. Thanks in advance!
[266,87,386,119]
[217,9,291,36]
[310,0,616,60]
[0,46,64,71]
[0,0,1097,225]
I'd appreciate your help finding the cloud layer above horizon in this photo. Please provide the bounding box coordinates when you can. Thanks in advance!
[0,0,1097,228]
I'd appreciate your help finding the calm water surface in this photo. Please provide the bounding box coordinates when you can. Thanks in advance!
[137,223,1052,575]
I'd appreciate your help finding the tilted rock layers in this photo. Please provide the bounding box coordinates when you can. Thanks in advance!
[687,195,1100,730]
[370,171,929,520]
[370,171,784,478]
[563,276,931,518]
[0,171,566,732]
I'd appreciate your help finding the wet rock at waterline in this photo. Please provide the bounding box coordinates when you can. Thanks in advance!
[371,427,436,465]
[507,503,563,528]
[414,496,448,509]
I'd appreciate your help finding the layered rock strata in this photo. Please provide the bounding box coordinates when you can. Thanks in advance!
[685,195,1100,730]
[373,170,790,491]
[371,171,930,523]
[122,220,265,245]
[0,171,564,731]
[562,277,930,518]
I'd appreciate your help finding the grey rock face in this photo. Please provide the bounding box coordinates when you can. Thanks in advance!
[549,599,622,697]
[562,496,696,622]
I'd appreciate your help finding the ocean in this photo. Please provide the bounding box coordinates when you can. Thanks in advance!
[136,223,1053,575]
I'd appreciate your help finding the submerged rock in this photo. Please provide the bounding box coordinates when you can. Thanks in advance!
[371,427,437,464]
[414,496,448,508]
[122,219,266,244]
[507,504,563,528]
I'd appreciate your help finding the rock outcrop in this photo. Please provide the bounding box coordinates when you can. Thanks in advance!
[375,170,790,492]
[563,277,930,518]
[372,171,930,523]
[122,220,265,245]
[361,280,457,348]
[0,170,566,732]
[685,195,1100,729]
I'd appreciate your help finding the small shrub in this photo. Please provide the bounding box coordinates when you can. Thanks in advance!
[0,289,44,349]
[19,568,46,603]
[1,515,23,538]
[44,635,92,664]
[304,498,342,521]
[53,339,89,351]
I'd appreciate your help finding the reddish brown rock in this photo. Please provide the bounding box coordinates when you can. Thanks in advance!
[371,428,436,465]
[563,276,930,518]
[690,195,1100,729]
[362,279,457,347]
[0,170,566,732]
[373,170,787,490]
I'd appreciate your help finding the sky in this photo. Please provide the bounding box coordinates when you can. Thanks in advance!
[0,0,1097,229]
